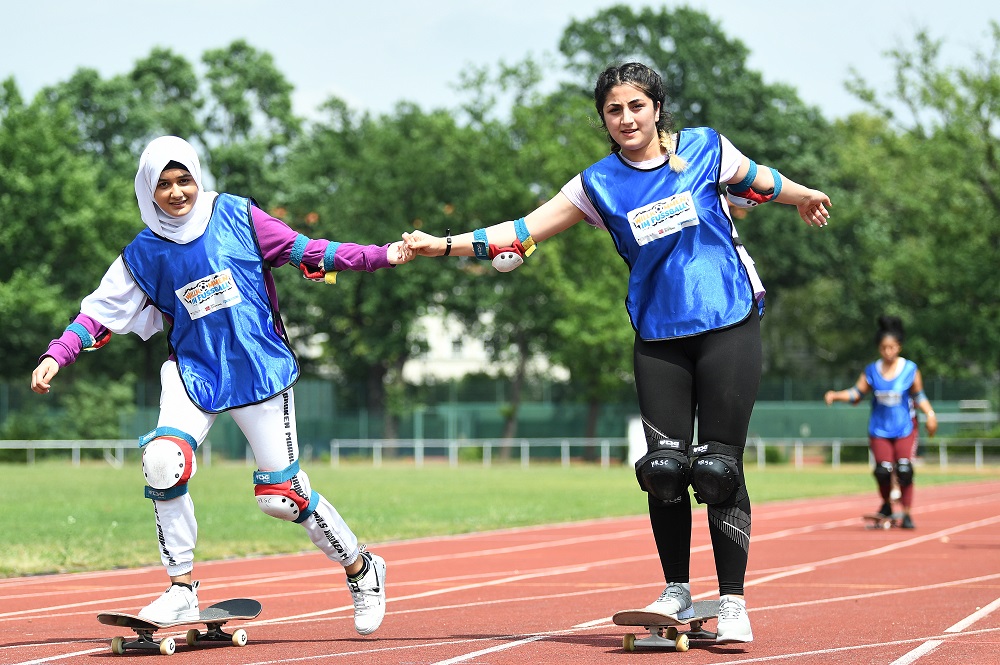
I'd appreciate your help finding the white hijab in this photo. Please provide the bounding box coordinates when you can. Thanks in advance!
[134,136,218,244]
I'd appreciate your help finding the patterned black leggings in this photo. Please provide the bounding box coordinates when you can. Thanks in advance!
[633,312,761,597]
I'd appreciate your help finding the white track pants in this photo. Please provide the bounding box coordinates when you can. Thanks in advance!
[152,360,361,577]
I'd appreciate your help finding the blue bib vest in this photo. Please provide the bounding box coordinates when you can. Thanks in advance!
[122,193,299,413]
[864,359,917,438]
[581,127,755,340]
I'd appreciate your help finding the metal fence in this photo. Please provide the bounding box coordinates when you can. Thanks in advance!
[8,436,997,472]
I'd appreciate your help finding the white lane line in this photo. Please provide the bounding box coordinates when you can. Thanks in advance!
[887,594,1000,665]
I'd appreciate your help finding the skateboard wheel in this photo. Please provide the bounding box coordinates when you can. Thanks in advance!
[233,629,248,647]
[160,637,176,656]
[623,633,636,651]
[186,629,200,646]
[675,633,690,652]
[665,626,678,640]
[111,636,126,654]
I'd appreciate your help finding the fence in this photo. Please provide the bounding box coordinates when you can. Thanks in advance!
[746,437,1000,470]
[1,439,215,468]
[3,436,998,470]
[325,437,626,469]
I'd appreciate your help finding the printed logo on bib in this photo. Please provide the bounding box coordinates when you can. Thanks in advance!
[175,269,242,320]
[627,191,699,246]
[874,390,903,407]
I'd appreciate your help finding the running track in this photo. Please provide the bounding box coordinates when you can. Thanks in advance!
[2,480,999,664]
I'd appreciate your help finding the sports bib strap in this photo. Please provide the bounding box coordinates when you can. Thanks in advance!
[138,426,198,453]
[253,460,301,485]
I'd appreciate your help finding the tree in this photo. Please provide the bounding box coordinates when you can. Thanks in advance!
[201,40,301,199]
[815,25,1000,378]
[276,99,491,437]
[0,80,139,379]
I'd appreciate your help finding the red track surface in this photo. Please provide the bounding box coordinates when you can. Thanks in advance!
[2,480,1000,664]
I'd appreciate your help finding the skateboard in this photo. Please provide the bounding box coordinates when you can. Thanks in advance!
[613,600,720,652]
[863,512,905,529]
[98,598,262,656]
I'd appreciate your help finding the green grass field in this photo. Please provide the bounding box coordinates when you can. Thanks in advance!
[3,460,997,577]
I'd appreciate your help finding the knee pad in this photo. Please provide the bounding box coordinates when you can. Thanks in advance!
[689,441,743,506]
[140,427,197,501]
[895,459,914,487]
[634,423,690,504]
[874,461,893,488]
[253,461,319,523]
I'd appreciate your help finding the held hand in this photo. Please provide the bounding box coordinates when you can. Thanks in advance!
[31,357,59,394]
[796,189,832,228]
[402,230,445,257]
[388,240,416,265]
[824,390,835,405]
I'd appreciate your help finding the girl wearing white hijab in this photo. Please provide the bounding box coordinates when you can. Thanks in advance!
[31,136,411,635]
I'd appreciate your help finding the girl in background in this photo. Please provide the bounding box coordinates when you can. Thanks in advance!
[825,315,938,528]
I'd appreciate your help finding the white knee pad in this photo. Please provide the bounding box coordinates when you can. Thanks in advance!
[253,461,319,523]
[140,427,198,501]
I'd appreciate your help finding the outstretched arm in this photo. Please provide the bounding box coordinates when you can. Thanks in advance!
[824,374,869,405]
[727,156,831,228]
[403,192,584,257]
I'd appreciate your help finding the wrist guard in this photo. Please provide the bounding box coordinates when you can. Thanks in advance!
[475,218,538,272]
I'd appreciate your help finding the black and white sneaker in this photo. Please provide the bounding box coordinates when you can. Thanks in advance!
[347,551,386,635]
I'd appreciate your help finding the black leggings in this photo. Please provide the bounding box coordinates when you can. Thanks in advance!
[633,312,761,596]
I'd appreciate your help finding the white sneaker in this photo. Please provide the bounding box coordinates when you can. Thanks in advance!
[138,581,200,624]
[347,551,386,635]
[645,582,694,620]
[716,595,753,643]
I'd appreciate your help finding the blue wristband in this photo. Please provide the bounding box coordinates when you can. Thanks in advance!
[472,228,490,260]
[514,218,530,243]
[66,322,95,350]
[322,241,340,271]
[289,234,309,268]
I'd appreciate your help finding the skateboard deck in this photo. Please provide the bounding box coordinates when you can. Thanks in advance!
[863,512,905,529]
[614,600,720,652]
[98,598,262,656]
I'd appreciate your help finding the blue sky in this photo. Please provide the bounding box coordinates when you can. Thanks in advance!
[3,1,996,121]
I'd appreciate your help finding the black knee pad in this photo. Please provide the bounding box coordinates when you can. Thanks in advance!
[634,422,690,504]
[874,461,893,488]
[689,441,744,506]
[895,459,914,487]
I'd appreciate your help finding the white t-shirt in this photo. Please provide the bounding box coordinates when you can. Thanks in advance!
[560,132,743,229]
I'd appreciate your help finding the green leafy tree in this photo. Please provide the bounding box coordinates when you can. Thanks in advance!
[276,99,488,437]
[0,80,139,379]
[201,40,301,199]
[812,25,1000,379]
